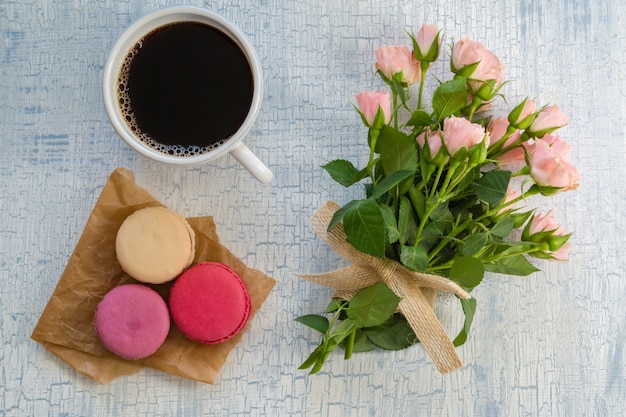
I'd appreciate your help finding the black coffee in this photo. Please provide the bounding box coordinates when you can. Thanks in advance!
[117,21,254,156]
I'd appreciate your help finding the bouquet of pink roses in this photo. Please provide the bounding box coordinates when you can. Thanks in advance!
[297,25,579,374]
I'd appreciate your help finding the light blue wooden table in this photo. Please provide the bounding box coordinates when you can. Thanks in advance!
[1,1,624,416]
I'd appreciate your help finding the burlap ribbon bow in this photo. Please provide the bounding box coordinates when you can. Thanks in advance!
[299,201,472,374]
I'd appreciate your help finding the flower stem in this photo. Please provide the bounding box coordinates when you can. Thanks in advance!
[428,163,445,200]
[414,202,439,247]
[466,95,483,122]
[392,90,399,129]
[417,68,427,110]
[367,129,380,185]
[487,125,518,157]
[426,187,537,263]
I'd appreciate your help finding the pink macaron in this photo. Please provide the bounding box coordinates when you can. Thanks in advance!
[94,284,170,360]
[169,262,251,344]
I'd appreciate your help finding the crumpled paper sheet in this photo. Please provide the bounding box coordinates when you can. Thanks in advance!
[31,167,276,384]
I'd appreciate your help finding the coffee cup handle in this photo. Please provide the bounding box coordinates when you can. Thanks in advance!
[229,142,273,183]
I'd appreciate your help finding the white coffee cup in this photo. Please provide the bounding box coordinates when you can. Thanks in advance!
[102,6,273,183]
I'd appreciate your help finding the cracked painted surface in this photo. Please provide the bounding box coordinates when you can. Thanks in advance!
[1,0,624,415]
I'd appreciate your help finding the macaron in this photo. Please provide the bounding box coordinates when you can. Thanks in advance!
[115,206,195,284]
[94,284,170,360]
[169,262,251,344]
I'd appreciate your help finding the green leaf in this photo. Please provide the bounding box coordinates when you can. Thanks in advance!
[343,199,387,258]
[429,201,453,235]
[459,233,488,256]
[419,149,437,182]
[400,245,428,271]
[491,216,515,238]
[364,313,418,350]
[341,328,375,353]
[325,298,346,313]
[377,125,418,191]
[407,110,433,127]
[378,202,400,245]
[369,169,416,200]
[452,297,477,347]
[390,75,407,104]
[351,166,370,185]
[347,282,401,328]
[327,199,360,232]
[432,77,469,122]
[408,186,426,219]
[472,169,511,207]
[295,314,330,334]
[329,318,357,344]
[449,256,485,290]
[446,166,479,198]
[321,159,359,187]
[417,222,443,252]
[299,345,324,370]
[484,255,540,276]
[398,196,418,245]
[364,181,375,199]
[343,329,356,359]
[310,340,338,374]
[339,328,374,357]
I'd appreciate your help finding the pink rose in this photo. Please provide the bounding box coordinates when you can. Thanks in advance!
[529,137,579,193]
[375,45,420,84]
[496,146,528,172]
[413,24,440,62]
[355,91,392,127]
[416,129,443,157]
[452,36,504,91]
[528,211,570,261]
[442,116,489,155]
[488,117,528,170]
[527,105,568,137]
[487,117,521,149]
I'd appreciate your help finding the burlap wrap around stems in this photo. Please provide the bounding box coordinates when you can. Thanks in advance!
[299,201,472,374]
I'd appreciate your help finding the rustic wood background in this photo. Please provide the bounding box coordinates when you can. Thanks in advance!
[1,0,624,415]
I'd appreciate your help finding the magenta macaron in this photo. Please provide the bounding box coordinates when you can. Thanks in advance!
[169,262,251,344]
[94,284,170,360]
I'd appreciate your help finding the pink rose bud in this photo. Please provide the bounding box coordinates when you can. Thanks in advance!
[451,36,505,92]
[529,137,580,194]
[496,146,528,172]
[416,129,443,157]
[375,45,420,85]
[442,116,489,155]
[527,211,570,261]
[451,37,481,73]
[550,241,570,261]
[413,24,440,62]
[508,98,537,129]
[487,117,521,149]
[355,91,392,127]
[527,105,568,137]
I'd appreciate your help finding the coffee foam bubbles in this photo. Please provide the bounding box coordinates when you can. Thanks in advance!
[116,38,227,157]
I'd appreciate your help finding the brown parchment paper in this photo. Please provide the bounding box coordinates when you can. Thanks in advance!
[31,167,276,384]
